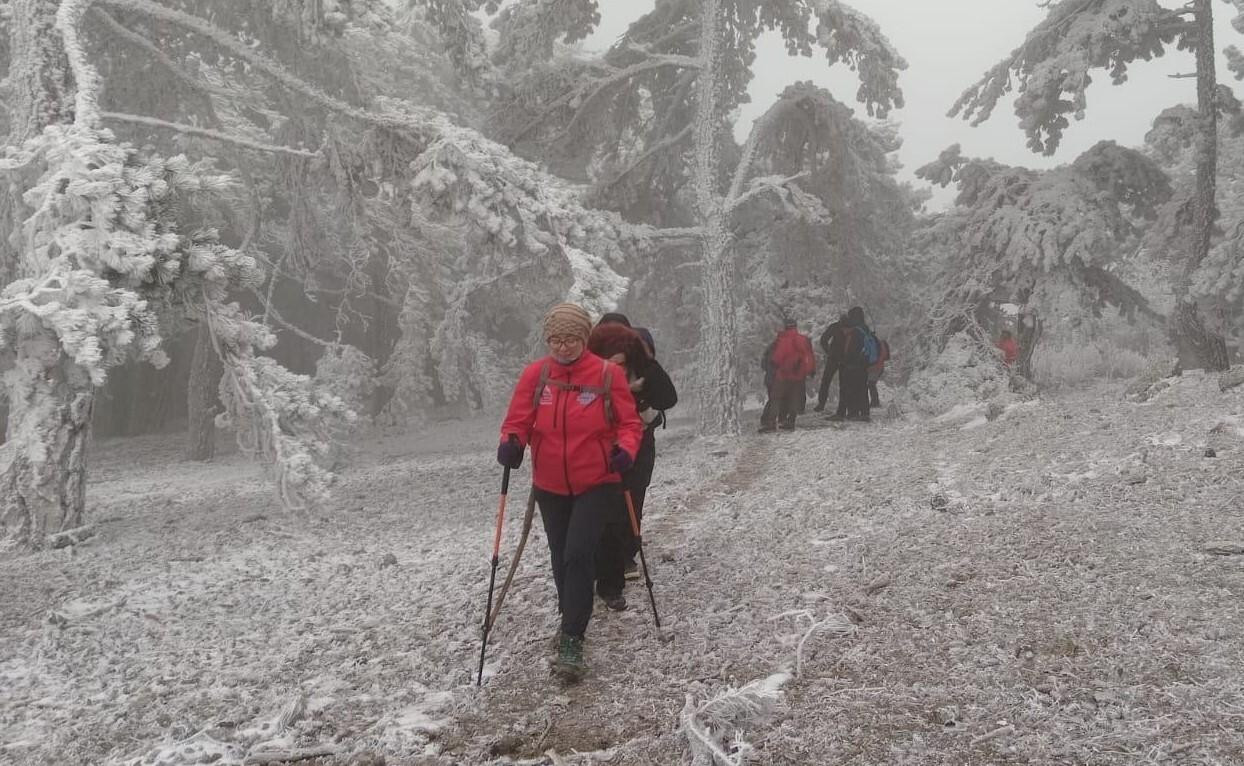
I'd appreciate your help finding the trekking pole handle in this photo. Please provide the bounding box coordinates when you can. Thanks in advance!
[623,489,641,538]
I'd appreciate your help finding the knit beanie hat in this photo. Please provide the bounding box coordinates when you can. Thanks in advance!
[543,302,593,342]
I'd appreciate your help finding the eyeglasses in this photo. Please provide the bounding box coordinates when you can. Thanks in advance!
[546,335,584,348]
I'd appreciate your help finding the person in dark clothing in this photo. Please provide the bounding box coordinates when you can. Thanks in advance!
[762,318,816,431]
[601,312,659,360]
[840,304,870,422]
[828,306,874,422]
[758,338,779,432]
[589,316,677,608]
[814,314,848,412]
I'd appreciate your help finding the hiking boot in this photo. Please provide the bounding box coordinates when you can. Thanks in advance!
[825,413,845,422]
[758,424,777,433]
[602,593,627,612]
[778,422,795,431]
[624,561,640,580]
[552,633,587,683]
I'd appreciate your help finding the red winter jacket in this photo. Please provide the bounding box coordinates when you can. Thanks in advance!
[997,336,1019,365]
[769,329,816,382]
[499,351,644,496]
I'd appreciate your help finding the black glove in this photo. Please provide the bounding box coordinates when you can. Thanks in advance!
[609,445,633,474]
[497,435,523,469]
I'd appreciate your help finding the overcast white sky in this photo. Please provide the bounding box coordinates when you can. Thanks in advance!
[582,0,1243,208]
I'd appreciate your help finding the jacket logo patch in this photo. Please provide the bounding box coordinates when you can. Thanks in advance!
[540,387,554,405]
[577,391,597,406]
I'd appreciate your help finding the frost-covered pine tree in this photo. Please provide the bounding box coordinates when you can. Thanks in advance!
[915,140,1171,372]
[474,0,907,434]
[950,0,1240,370]
[0,0,356,549]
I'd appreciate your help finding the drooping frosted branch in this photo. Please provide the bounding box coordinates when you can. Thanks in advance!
[97,0,435,138]
[809,0,907,118]
[949,0,1191,155]
[100,112,319,158]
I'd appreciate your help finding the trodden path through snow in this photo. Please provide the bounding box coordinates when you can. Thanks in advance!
[2,377,1244,765]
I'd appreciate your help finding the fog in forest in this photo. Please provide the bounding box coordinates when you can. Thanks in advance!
[3,2,1244,764]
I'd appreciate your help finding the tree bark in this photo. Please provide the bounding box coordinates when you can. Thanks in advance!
[1172,0,1230,371]
[185,321,222,461]
[7,0,74,145]
[1,338,94,548]
[691,0,740,435]
[1,0,94,550]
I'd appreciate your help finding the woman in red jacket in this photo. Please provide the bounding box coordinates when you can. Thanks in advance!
[496,303,643,682]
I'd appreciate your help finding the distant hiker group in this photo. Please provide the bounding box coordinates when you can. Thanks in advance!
[761,305,888,432]
[494,304,676,682]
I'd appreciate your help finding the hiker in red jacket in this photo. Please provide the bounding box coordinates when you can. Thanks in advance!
[497,303,644,682]
[760,317,816,432]
[997,329,1019,367]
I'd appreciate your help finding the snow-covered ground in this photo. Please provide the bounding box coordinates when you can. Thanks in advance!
[3,376,1244,765]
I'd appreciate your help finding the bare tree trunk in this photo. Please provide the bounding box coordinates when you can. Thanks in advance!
[7,0,73,145]
[1,338,94,548]
[185,322,221,461]
[1016,309,1042,381]
[1172,0,1230,371]
[0,0,95,550]
[691,0,740,435]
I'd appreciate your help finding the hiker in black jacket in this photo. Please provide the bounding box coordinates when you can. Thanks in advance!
[814,314,847,412]
[590,315,678,608]
[828,306,874,422]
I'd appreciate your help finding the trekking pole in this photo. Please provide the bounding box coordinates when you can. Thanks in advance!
[487,486,536,631]
[623,489,661,628]
[477,460,513,686]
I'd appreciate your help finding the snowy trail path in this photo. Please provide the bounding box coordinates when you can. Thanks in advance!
[3,378,1244,765]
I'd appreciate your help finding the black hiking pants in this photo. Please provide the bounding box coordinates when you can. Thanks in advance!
[773,379,805,427]
[536,484,625,638]
[597,432,656,597]
[840,365,870,419]
[816,360,839,409]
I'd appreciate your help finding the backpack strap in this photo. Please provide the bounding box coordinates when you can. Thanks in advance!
[600,358,615,428]
[533,358,616,428]
[532,362,552,409]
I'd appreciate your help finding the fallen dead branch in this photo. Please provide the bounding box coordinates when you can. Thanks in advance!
[1203,542,1244,556]
[242,745,338,765]
[680,672,790,765]
[47,525,95,549]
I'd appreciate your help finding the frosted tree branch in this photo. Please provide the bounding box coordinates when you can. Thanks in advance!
[602,123,693,191]
[728,103,784,202]
[99,112,320,158]
[728,172,811,213]
[621,42,704,70]
[90,7,232,99]
[56,0,103,127]
[513,57,701,144]
[96,0,434,137]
